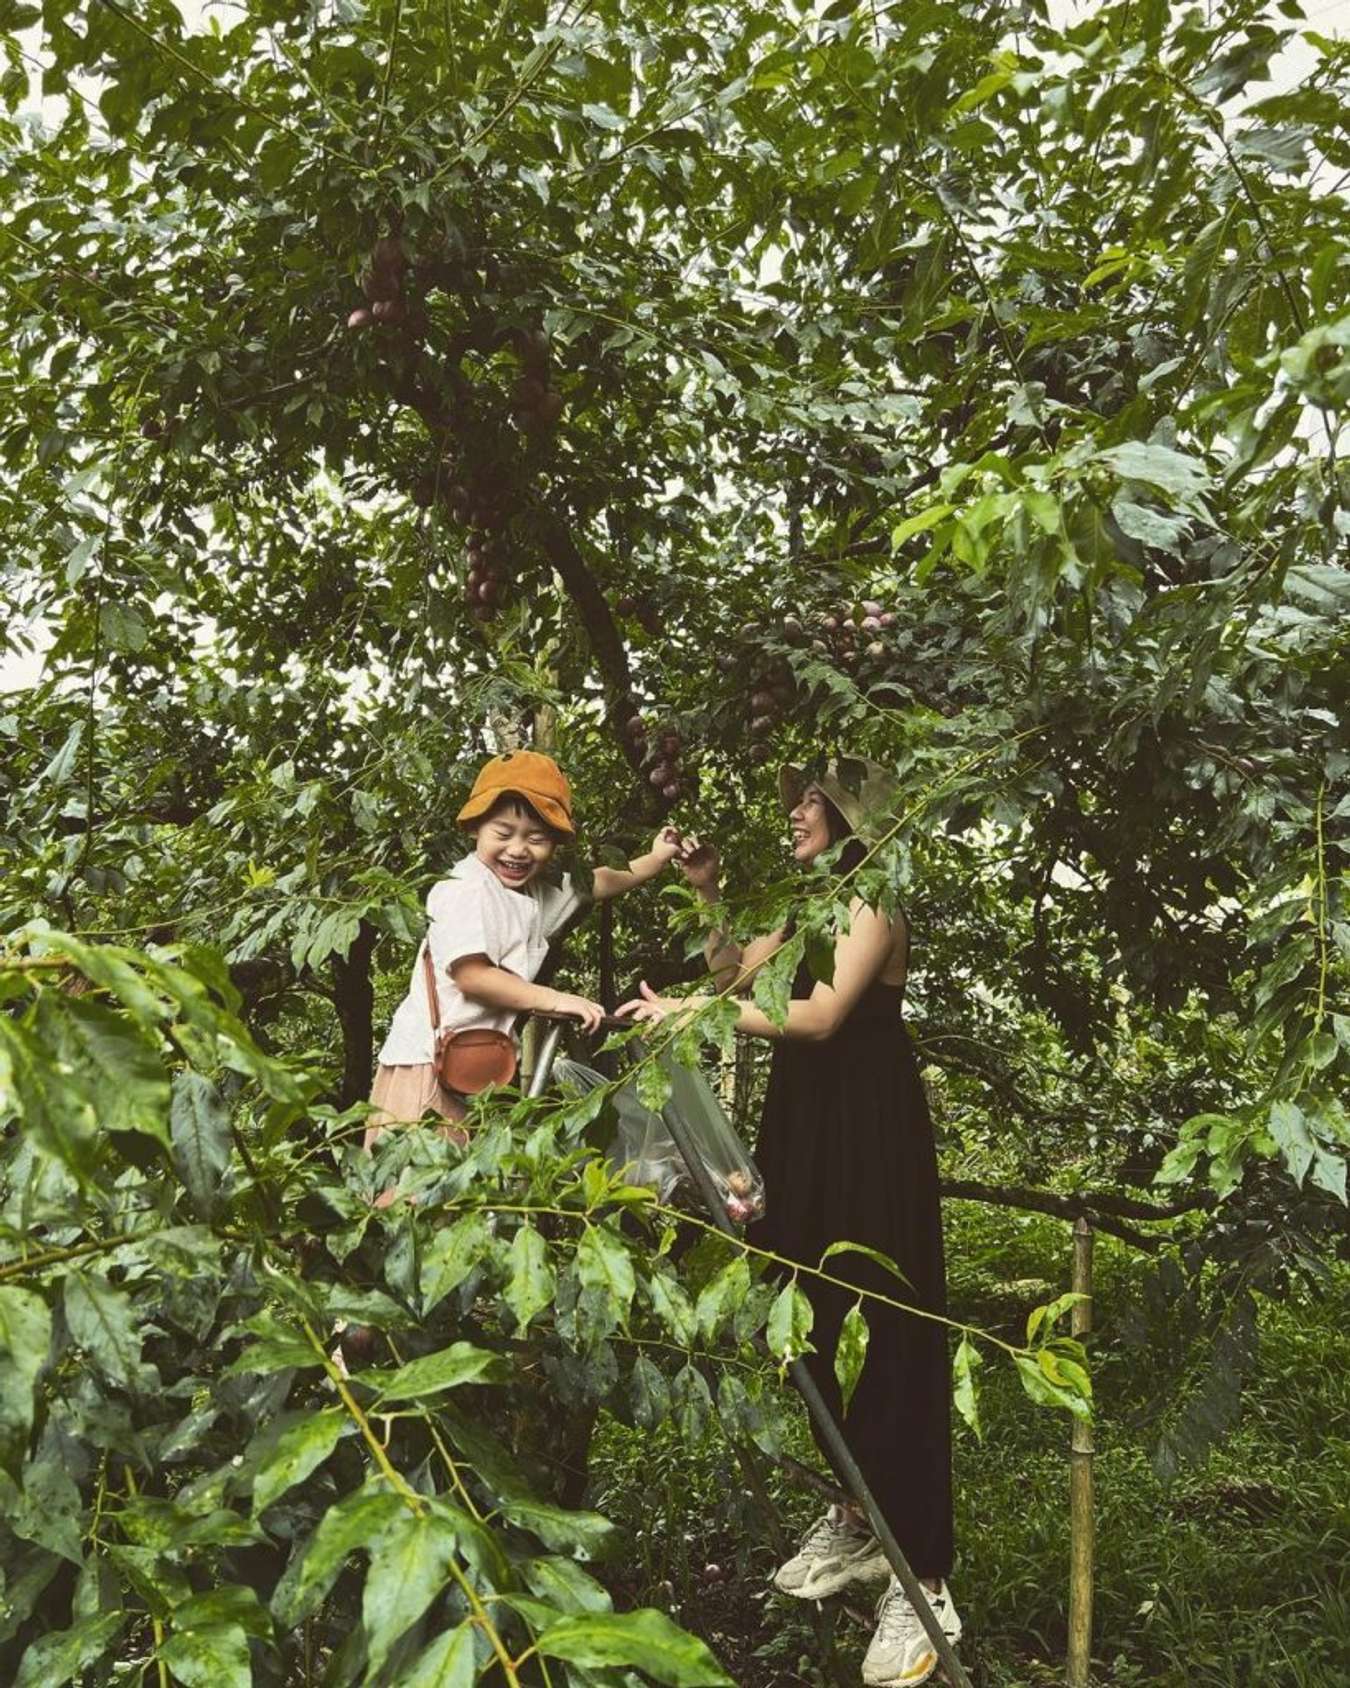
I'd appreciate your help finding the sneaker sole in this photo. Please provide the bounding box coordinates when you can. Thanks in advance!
[776,1549,892,1600]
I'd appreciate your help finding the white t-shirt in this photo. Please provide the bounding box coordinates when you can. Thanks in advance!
[378,854,585,1066]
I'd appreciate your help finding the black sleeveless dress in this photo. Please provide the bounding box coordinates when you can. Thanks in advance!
[749,951,954,1579]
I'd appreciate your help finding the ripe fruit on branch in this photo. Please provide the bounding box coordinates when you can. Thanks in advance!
[750,714,774,736]
[347,307,373,331]
[749,744,771,765]
[781,615,804,641]
[649,764,672,788]
[625,716,647,741]
[477,580,500,605]
[371,299,404,325]
[659,732,681,758]
[662,781,681,801]
[750,690,775,713]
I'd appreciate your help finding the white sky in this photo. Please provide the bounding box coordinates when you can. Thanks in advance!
[3,0,1347,693]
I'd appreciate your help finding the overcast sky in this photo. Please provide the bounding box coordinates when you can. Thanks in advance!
[3,1,1346,693]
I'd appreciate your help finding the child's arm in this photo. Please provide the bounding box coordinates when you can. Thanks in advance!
[591,827,685,902]
[451,955,605,1033]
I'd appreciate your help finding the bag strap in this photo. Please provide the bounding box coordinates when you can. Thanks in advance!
[422,941,443,1041]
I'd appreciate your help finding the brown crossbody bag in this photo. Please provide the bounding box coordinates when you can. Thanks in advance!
[422,944,518,1095]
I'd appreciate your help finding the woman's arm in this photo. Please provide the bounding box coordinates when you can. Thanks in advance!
[620,900,896,1042]
[451,955,604,1032]
[591,828,684,902]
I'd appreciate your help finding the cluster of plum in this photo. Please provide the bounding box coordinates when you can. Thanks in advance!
[507,328,565,434]
[346,235,411,332]
[624,713,688,803]
[805,598,897,669]
[722,1167,762,1225]
[715,643,797,763]
[448,472,514,623]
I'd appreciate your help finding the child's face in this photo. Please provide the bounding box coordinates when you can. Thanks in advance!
[472,800,558,891]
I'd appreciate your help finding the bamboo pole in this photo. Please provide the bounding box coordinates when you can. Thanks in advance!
[1067,1217,1095,1687]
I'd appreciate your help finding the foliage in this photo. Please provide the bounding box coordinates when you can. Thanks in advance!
[1,0,1349,1678]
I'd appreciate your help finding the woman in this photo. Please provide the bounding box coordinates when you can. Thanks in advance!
[619,759,958,1688]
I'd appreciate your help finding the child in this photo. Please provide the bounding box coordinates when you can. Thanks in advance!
[367,748,682,1142]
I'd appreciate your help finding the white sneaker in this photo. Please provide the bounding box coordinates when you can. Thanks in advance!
[772,1506,890,1599]
[861,1576,962,1686]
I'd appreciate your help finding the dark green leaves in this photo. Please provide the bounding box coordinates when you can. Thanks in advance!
[362,1506,465,1679]
[362,1341,509,1401]
[536,1608,734,1685]
[170,1071,232,1216]
[0,1288,51,1472]
[272,1489,405,1628]
[63,1272,151,1391]
[250,1408,346,1514]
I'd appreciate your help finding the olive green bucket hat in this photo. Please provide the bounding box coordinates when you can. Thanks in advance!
[778,756,900,845]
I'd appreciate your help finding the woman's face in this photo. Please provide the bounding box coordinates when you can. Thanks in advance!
[788,786,832,865]
[473,801,558,891]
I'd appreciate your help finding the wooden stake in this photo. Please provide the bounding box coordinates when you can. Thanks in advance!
[1067,1217,1095,1687]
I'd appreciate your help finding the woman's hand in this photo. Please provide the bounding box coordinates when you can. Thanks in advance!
[548,990,606,1034]
[615,981,709,1026]
[677,835,720,893]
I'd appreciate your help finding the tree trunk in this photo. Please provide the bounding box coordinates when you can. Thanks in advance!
[332,919,378,1109]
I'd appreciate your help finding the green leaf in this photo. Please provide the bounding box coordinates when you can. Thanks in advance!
[63,1271,148,1390]
[401,1621,477,1688]
[9,1458,85,1561]
[158,1623,251,1688]
[819,1239,912,1289]
[647,1269,696,1345]
[251,1409,345,1514]
[1268,1099,1316,1187]
[636,1058,673,1114]
[523,1555,614,1615]
[499,1496,615,1557]
[420,1212,493,1312]
[1025,1291,1087,1346]
[363,1341,509,1401]
[14,1612,125,1688]
[0,1287,51,1473]
[170,1071,232,1215]
[952,1334,983,1441]
[363,1507,465,1679]
[1095,440,1210,501]
[628,1353,671,1429]
[537,1608,734,1685]
[272,1488,404,1627]
[751,931,805,1031]
[505,1222,555,1332]
[891,504,953,548]
[765,1280,814,1363]
[576,1224,636,1318]
[833,1301,869,1414]
[694,1257,750,1341]
[1015,1351,1090,1421]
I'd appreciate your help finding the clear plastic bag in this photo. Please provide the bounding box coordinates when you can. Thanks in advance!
[554,1050,766,1226]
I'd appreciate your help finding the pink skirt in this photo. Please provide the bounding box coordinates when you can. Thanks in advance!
[366,1062,467,1150]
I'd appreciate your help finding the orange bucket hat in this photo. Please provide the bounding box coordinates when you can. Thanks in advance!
[456,750,575,836]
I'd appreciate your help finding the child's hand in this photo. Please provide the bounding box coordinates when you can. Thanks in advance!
[549,990,606,1034]
[649,826,685,866]
[677,835,720,893]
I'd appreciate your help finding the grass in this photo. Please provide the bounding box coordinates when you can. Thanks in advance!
[587,1202,1350,1686]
